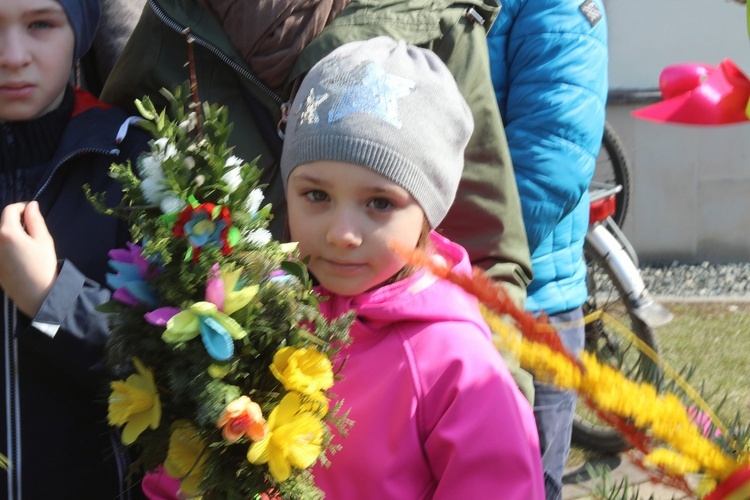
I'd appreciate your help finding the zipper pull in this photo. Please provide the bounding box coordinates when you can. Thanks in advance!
[466,7,485,26]
[277,101,290,140]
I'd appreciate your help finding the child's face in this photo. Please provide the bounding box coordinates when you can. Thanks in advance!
[0,0,75,121]
[287,160,425,296]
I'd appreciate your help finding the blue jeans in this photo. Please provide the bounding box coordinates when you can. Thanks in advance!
[532,307,585,500]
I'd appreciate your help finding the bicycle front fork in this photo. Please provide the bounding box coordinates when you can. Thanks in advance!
[586,218,674,327]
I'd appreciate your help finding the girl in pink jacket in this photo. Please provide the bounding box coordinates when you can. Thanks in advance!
[281,36,545,499]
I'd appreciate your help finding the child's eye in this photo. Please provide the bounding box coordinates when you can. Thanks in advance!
[368,198,393,211]
[304,190,329,203]
[28,20,54,30]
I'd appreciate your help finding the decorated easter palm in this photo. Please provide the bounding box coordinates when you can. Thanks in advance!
[89,72,351,499]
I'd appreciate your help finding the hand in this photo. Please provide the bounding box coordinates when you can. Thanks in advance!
[0,202,58,317]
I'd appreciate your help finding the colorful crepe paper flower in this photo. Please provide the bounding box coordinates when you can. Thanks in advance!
[216,396,268,443]
[164,421,208,497]
[108,357,161,445]
[205,263,259,315]
[147,265,257,360]
[247,392,324,482]
[173,203,239,261]
[270,346,334,395]
[106,243,159,308]
[161,301,247,361]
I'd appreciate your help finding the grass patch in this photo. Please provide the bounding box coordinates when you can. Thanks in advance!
[656,301,750,422]
[567,300,750,468]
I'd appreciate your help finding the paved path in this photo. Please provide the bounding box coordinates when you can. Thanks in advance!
[563,454,694,499]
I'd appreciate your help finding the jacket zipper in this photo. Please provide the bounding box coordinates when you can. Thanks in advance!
[149,0,284,106]
[32,147,117,201]
[5,295,20,500]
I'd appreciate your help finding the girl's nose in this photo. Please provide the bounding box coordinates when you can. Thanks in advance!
[326,209,363,248]
[0,31,32,70]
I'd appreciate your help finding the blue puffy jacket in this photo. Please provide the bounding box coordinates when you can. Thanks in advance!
[487,0,608,315]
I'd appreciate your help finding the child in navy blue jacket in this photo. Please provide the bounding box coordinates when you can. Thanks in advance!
[0,0,149,497]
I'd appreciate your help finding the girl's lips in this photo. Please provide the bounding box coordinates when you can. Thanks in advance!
[320,258,366,275]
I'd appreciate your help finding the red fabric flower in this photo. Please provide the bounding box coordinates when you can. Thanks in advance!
[173,203,234,261]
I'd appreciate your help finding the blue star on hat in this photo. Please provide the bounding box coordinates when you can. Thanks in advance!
[319,59,415,128]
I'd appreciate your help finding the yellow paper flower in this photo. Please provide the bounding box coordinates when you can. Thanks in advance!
[164,421,208,496]
[219,268,259,315]
[108,357,161,445]
[269,346,334,395]
[300,391,330,418]
[247,392,324,482]
[216,395,268,442]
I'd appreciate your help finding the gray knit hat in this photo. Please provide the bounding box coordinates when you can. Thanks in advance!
[57,0,101,62]
[281,36,474,228]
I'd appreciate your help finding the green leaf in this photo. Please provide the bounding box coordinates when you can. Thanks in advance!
[227,226,241,247]
[160,211,179,226]
[280,260,309,283]
[156,109,167,131]
[134,98,156,121]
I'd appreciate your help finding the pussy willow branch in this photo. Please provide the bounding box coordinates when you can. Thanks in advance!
[183,28,204,140]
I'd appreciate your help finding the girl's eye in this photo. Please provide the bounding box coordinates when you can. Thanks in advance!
[305,190,329,202]
[368,198,393,211]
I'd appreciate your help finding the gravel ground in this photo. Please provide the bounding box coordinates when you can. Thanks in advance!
[640,261,750,298]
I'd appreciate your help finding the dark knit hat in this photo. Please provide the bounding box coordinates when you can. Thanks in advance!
[281,36,473,228]
[57,0,101,62]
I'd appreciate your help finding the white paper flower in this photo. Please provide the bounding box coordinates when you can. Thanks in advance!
[222,164,243,193]
[153,137,178,160]
[137,154,164,180]
[139,176,167,206]
[245,188,265,215]
[178,112,199,133]
[160,195,187,214]
[137,138,180,210]
[242,228,272,247]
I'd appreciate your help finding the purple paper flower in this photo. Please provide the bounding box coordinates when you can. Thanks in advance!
[106,243,159,308]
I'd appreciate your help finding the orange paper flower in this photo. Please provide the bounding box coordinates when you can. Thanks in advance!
[216,396,268,442]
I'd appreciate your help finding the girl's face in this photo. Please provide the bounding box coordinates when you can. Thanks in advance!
[287,160,426,296]
[0,0,74,121]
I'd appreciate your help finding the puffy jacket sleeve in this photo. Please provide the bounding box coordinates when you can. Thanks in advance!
[487,0,608,253]
[17,260,113,387]
[412,321,545,499]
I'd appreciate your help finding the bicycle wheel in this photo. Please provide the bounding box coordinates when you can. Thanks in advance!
[571,241,660,453]
[594,122,632,227]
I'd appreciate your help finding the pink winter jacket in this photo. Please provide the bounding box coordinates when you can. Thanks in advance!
[312,232,544,499]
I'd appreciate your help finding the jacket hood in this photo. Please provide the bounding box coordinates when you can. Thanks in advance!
[317,231,490,342]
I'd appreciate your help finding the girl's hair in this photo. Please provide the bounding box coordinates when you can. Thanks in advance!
[383,218,432,285]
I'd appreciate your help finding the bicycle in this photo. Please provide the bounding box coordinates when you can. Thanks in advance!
[570,122,673,453]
